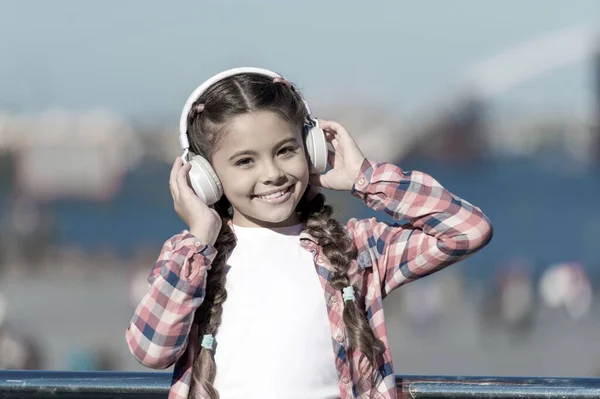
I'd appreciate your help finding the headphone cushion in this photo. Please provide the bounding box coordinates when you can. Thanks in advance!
[304,125,328,173]
[188,155,223,205]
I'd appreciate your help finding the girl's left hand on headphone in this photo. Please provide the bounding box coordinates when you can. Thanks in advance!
[309,119,366,191]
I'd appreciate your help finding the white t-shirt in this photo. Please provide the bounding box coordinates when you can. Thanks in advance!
[213,223,340,399]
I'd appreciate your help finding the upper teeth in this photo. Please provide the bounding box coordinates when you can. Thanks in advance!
[257,189,287,200]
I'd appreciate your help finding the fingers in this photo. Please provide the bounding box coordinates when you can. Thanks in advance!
[324,131,341,150]
[170,157,183,198]
[176,162,194,197]
[318,119,349,139]
[327,148,336,167]
[331,138,339,150]
[324,130,340,167]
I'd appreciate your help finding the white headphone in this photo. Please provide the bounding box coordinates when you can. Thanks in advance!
[178,67,329,205]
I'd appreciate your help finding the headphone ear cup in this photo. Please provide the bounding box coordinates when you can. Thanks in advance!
[304,125,328,174]
[187,155,223,205]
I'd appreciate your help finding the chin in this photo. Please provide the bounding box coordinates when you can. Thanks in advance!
[240,198,301,228]
[251,205,298,225]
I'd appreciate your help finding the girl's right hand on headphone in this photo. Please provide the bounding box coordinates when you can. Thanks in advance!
[170,157,222,246]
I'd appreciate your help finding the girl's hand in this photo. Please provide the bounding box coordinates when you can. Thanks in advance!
[170,157,222,246]
[309,120,366,191]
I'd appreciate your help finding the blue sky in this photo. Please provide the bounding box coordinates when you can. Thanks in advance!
[1,1,599,124]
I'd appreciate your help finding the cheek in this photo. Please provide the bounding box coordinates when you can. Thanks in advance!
[215,169,247,199]
[224,174,254,198]
[289,158,310,191]
[290,153,310,178]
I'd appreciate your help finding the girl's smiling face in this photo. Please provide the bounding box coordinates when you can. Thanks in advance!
[210,110,310,228]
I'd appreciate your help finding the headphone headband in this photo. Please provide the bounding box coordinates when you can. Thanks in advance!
[178,67,314,151]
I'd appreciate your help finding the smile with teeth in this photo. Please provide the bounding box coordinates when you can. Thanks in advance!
[253,186,292,200]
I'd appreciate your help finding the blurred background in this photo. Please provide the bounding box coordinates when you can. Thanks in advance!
[1,0,600,378]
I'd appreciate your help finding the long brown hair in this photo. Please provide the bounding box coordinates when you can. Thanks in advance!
[185,73,385,398]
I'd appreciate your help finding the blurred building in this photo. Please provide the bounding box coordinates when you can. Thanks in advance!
[0,109,141,202]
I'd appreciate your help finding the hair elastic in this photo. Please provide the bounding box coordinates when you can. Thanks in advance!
[201,334,215,350]
[342,286,356,302]
[273,77,294,89]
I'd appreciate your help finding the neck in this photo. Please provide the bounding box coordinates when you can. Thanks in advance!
[232,212,301,228]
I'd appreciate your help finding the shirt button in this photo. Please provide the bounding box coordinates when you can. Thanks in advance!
[357,178,366,186]
[194,241,202,247]
[317,256,324,264]
[342,377,350,384]
[336,333,344,343]
[330,296,338,303]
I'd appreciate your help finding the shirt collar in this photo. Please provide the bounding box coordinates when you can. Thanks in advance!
[225,219,320,244]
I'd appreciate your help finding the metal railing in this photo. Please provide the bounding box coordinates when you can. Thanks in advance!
[1,371,599,398]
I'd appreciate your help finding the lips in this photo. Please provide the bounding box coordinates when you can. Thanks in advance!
[252,185,294,204]
[253,185,293,200]
[256,190,287,200]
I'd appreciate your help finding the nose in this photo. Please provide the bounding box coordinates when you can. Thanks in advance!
[261,160,285,184]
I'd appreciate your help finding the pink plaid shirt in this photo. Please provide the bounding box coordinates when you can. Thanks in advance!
[126,159,493,399]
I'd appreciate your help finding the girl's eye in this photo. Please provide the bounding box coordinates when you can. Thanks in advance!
[279,146,298,156]
[236,158,253,167]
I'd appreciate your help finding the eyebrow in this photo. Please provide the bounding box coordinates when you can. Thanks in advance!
[227,137,299,162]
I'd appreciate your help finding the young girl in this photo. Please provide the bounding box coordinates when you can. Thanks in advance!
[126,67,493,399]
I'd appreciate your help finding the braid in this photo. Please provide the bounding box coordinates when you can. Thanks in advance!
[189,197,235,399]
[300,192,386,395]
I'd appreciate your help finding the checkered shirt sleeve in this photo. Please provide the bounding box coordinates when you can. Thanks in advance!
[348,159,493,297]
[125,232,217,369]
